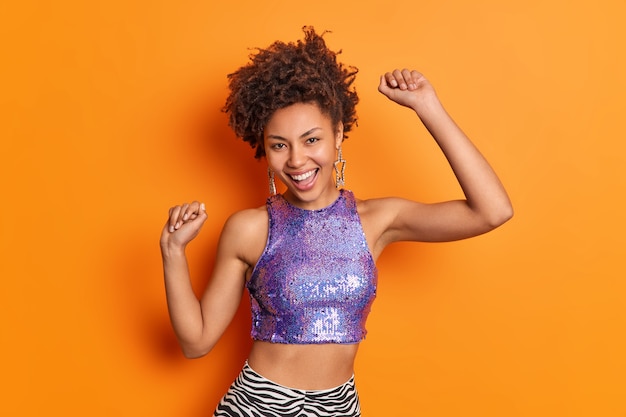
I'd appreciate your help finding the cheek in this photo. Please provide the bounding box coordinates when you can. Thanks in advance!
[319,147,337,164]
[306,150,329,167]
[266,153,285,171]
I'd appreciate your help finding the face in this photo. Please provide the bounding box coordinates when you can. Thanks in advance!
[264,102,343,210]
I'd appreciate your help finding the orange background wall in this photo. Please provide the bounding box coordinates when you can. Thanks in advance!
[2,1,625,416]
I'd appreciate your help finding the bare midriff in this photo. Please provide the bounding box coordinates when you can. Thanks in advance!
[247,341,360,390]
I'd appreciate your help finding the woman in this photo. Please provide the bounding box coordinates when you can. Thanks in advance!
[160,27,512,416]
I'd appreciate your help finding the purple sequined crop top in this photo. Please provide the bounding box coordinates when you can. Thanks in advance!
[247,189,378,344]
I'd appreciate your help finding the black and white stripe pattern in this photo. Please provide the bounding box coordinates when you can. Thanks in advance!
[213,363,361,417]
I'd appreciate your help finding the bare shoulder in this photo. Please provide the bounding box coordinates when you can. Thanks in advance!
[223,205,268,233]
[219,205,269,269]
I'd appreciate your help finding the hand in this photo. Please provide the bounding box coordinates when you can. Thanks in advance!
[378,69,437,111]
[160,201,208,250]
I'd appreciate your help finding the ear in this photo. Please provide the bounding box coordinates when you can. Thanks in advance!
[335,121,344,149]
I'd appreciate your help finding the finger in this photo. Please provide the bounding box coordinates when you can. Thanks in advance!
[383,72,398,88]
[401,68,417,90]
[391,69,408,90]
[175,203,190,229]
[168,205,182,233]
[179,201,208,227]
[410,69,423,80]
[378,74,391,94]
[381,72,398,88]
[197,202,208,223]
[409,70,424,89]
[379,74,387,89]
[185,201,203,221]
[180,203,190,221]
[176,203,208,239]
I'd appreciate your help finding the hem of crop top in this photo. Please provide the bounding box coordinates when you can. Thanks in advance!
[250,335,365,345]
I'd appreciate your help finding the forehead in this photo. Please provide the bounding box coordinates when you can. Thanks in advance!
[265,102,332,137]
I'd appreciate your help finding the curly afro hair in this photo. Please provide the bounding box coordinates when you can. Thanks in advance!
[223,26,359,159]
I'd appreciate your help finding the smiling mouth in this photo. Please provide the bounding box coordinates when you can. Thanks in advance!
[289,169,318,182]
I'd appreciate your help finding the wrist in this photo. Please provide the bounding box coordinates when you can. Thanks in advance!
[160,241,187,259]
[412,92,444,118]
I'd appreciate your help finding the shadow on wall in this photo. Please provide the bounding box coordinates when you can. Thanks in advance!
[110,87,265,414]
[182,89,266,414]
[186,84,268,202]
[112,228,253,415]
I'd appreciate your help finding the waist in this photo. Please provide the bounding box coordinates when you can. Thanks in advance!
[247,341,359,390]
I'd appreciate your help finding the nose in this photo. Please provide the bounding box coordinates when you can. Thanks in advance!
[287,143,306,168]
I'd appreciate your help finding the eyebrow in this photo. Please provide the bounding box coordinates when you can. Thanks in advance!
[266,127,322,141]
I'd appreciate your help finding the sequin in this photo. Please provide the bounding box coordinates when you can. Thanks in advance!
[247,189,378,344]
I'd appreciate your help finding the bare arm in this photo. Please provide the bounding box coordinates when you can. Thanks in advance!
[160,202,256,358]
[376,69,513,246]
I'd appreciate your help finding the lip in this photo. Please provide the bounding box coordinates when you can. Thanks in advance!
[288,169,317,181]
[287,168,318,191]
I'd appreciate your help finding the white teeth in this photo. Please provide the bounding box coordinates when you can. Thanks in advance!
[291,170,315,181]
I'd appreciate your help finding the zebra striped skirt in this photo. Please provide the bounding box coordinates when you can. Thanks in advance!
[213,362,361,417]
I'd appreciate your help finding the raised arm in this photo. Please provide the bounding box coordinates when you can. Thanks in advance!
[160,202,256,358]
[375,69,513,245]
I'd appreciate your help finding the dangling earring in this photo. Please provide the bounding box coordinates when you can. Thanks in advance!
[334,146,346,189]
[268,167,276,196]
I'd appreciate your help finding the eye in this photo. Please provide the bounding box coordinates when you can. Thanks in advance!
[270,143,286,150]
[306,137,320,144]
